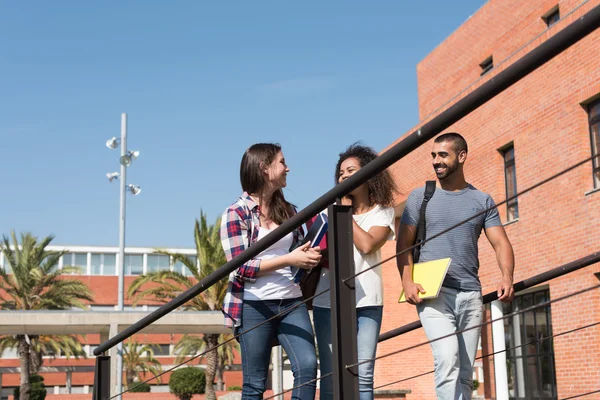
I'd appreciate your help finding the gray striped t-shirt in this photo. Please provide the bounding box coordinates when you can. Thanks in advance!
[400,184,501,291]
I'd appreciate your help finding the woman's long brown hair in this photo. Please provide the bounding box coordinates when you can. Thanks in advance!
[240,143,294,224]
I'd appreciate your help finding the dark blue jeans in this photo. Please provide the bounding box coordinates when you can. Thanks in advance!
[236,298,317,400]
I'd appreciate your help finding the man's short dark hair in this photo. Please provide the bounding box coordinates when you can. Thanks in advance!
[434,132,468,154]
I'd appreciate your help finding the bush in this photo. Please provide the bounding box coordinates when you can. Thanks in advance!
[129,382,151,392]
[14,374,47,400]
[169,367,206,400]
[473,379,480,391]
[227,385,242,391]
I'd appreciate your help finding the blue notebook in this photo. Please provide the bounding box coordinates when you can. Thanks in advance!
[292,213,328,283]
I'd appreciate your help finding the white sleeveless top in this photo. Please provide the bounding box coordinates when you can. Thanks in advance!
[312,205,395,308]
[243,227,303,301]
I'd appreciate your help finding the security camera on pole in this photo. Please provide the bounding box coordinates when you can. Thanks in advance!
[105,113,141,398]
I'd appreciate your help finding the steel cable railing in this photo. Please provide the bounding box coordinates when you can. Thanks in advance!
[261,154,600,399]
[379,251,600,343]
[345,283,600,369]
[94,1,600,362]
[345,153,600,285]
[561,389,600,399]
[263,373,333,400]
[252,284,600,400]
[268,315,600,400]
[93,5,600,397]
[374,320,600,389]
[110,288,332,398]
[111,154,600,399]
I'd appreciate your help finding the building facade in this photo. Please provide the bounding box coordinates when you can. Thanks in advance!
[377,0,600,399]
[0,245,243,399]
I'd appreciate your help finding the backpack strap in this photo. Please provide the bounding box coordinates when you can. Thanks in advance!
[413,181,436,263]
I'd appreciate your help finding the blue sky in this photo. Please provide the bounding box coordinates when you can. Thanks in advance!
[0,1,486,248]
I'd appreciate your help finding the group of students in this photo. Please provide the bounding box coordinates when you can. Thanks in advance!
[220,133,515,400]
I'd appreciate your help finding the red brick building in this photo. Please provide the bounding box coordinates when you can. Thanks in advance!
[377,0,600,399]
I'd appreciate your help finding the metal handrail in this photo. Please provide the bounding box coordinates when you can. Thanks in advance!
[93,2,600,357]
[379,251,600,342]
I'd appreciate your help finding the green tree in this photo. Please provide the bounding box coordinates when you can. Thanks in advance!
[169,367,205,400]
[13,374,46,400]
[128,382,151,392]
[0,232,94,400]
[129,211,229,400]
[216,334,238,391]
[0,334,87,376]
[173,333,238,391]
[122,338,162,389]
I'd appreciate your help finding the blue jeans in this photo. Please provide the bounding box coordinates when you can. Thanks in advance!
[313,306,383,400]
[417,287,483,400]
[236,298,317,400]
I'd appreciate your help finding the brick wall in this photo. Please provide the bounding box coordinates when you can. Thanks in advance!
[379,0,600,398]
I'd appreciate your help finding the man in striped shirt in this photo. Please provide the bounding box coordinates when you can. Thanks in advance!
[397,132,515,400]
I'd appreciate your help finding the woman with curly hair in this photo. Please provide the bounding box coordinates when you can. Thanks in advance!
[312,143,398,400]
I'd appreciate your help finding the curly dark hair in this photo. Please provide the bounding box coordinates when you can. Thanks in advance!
[335,143,397,207]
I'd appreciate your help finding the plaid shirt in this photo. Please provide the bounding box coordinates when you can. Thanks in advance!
[220,192,303,328]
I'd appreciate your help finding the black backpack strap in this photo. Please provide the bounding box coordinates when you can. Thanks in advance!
[413,181,436,263]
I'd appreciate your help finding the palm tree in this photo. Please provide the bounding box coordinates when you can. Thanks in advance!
[0,232,94,400]
[122,338,162,388]
[173,333,238,391]
[128,211,229,400]
[0,334,87,376]
[216,334,237,391]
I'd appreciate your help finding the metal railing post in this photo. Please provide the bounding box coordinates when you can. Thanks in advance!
[92,355,111,400]
[329,204,359,400]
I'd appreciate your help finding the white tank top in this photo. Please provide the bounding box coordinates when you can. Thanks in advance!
[243,227,303,301]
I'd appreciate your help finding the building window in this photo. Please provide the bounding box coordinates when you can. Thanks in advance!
[59,386,85,395]
[147,254,170,273]
[88,345,98,356]
[177,256,198,277]
[502,145,519,221]
[1,347,18,358]
[0,253,12,274]
[91,253,117,276]
[46,348,67,358]
[503,289,557,400]
[543,6,560,27]
[125,254,143,275]
[90,305,116,311]
[587,99,600,188]
[480,56,493,76]
[62,253,88,274]
[152,344,171,357]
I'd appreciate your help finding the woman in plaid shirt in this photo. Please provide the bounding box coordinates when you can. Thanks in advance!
[220,143,322,400]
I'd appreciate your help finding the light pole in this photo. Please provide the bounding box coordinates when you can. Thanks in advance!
[106,113,141,398]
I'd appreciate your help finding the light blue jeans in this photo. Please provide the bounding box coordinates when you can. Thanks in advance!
[417,287,483,400]
[313,306,383,400]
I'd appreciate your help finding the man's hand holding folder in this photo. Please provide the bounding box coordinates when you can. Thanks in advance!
[398,258,451,305]
[402,280,427,305]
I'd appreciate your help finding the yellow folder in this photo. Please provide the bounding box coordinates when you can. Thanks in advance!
[398,258,452,303]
